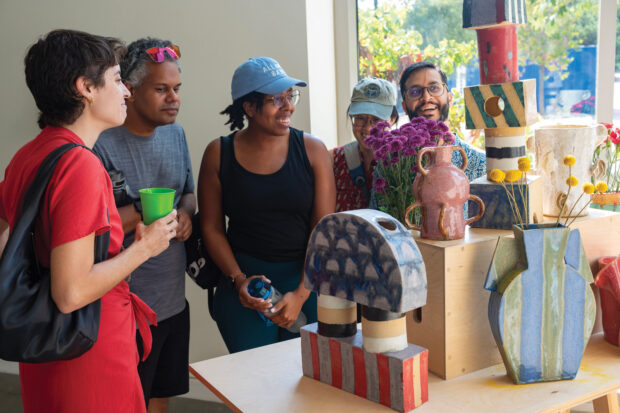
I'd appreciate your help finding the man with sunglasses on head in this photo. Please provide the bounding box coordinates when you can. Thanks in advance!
[399,61,486,180]
[94,38,194,413]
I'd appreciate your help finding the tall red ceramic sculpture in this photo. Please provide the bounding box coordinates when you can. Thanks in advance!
[463,0,544,229]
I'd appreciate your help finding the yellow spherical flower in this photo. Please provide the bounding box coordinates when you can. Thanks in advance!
[595,181,609,193]
[505,169,522,182]
[563,155,576,166]
[489,169,506,183]
[582,183,595,195]
[566,176,579,187]
[517,157,531,173]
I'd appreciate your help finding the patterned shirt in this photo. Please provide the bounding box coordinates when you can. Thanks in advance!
[332,143,375,212]
[452,135,487,181]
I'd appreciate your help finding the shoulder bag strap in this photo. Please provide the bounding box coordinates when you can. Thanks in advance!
[2,143,93,274]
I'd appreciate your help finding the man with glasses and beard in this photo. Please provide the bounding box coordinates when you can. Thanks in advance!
[399,61,486,180]
[94,38,195,413]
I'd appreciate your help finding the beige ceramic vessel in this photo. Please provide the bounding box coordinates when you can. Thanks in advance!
[533,124,606,217]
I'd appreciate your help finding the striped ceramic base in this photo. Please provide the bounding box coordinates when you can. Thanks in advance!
[485,224,596,384]
[301,323,428,412]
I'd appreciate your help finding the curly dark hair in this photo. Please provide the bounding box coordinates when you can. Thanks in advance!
[220,92,265,131]
[121,37,181,87]
[24,29,126,129]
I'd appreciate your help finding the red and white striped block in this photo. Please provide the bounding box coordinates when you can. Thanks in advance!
[301,323,428,412]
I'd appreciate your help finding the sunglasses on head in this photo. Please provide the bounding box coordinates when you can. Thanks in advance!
[145,45,181,63]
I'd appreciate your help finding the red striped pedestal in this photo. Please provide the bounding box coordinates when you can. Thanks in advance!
[301,323,428,412]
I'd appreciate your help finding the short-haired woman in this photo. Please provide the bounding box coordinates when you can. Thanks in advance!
[198,57,335,353]
[0,30,177,413]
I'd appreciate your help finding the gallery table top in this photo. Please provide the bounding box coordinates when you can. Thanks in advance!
[189,333,619,413]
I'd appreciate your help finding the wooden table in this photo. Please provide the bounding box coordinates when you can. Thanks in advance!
[190,333,620,413]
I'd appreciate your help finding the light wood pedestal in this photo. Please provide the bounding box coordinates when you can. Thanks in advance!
[189,334,619,413]
[407,208,620,379]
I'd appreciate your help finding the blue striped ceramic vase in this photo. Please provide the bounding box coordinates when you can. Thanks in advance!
[484,223,596,384]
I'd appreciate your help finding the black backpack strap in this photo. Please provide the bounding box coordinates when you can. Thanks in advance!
[201,134,234,320]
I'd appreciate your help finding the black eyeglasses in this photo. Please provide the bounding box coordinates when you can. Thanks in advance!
[405,83,447,100]
[265,90,301,108]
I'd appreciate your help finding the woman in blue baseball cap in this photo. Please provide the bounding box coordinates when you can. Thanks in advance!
[197,57,335,353]
[331,78,399,212]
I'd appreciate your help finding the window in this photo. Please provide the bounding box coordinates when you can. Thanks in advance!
[357,0,602,141]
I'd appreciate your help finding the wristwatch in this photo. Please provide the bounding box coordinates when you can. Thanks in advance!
[133,200,143,220]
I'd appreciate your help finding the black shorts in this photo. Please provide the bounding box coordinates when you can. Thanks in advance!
[137,301,190,402]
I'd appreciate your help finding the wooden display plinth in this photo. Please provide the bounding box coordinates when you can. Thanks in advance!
[407,208,620,380]
[468,175,543,229]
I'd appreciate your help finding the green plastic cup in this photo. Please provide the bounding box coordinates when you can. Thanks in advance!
[139,188,176,225]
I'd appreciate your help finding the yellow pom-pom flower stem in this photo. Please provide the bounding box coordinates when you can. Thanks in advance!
[563,155,576,167]
[505,170,522,182]
[566,176,579,187]
[518,157,531,173]
[582,183,595,195]
[489,169,506,183]
[595,181,608,193]
[564,182,595,223]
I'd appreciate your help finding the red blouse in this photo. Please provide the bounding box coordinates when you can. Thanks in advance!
[332,144,375,212]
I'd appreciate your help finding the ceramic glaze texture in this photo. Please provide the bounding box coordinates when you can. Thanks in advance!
[304,210,427,313]
[595,256,620,346]
[463,0,527,29]
[301,323,428,412]
[407,146,484,240]
[484,224,595,384]
[591,192,620,213]
[534,124,607,217]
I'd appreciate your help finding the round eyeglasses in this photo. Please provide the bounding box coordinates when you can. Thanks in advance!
[265,90,301,108]
[405,83,447,100]
[351,115,382,127]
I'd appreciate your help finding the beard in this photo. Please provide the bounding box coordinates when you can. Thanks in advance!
[406,101,450,123]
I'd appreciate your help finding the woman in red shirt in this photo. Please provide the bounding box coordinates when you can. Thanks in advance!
[331,78,399,212]
[0,30,178,413]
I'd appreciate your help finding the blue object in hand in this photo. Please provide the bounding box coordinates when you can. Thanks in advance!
[246,278,307,333]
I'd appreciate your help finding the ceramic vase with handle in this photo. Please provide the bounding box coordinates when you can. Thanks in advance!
[404,145,484,240]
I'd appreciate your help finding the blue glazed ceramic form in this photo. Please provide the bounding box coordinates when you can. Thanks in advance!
[484,223,596,384]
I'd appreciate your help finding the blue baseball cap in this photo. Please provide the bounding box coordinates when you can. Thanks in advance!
[231,57,307,101]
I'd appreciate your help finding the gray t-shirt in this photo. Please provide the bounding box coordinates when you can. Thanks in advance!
[94,123,194,322]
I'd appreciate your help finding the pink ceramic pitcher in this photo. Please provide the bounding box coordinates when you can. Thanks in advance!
[404,145,484,240]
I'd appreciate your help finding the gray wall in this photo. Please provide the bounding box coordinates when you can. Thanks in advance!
[0,0,345,368]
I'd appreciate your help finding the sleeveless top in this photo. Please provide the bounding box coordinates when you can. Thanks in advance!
[221,127,314,262]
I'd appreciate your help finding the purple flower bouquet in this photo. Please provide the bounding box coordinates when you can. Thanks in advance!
[365,117,454,225]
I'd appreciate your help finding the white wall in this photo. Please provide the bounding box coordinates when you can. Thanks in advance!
[0,0,345,401]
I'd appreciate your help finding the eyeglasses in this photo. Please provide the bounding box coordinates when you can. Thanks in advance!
[405,83,446,100]
[145,45,181,63]
[265,90,300,108]
[351,115,382,127]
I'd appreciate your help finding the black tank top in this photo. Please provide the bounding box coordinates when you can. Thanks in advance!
[220,127,314,262]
